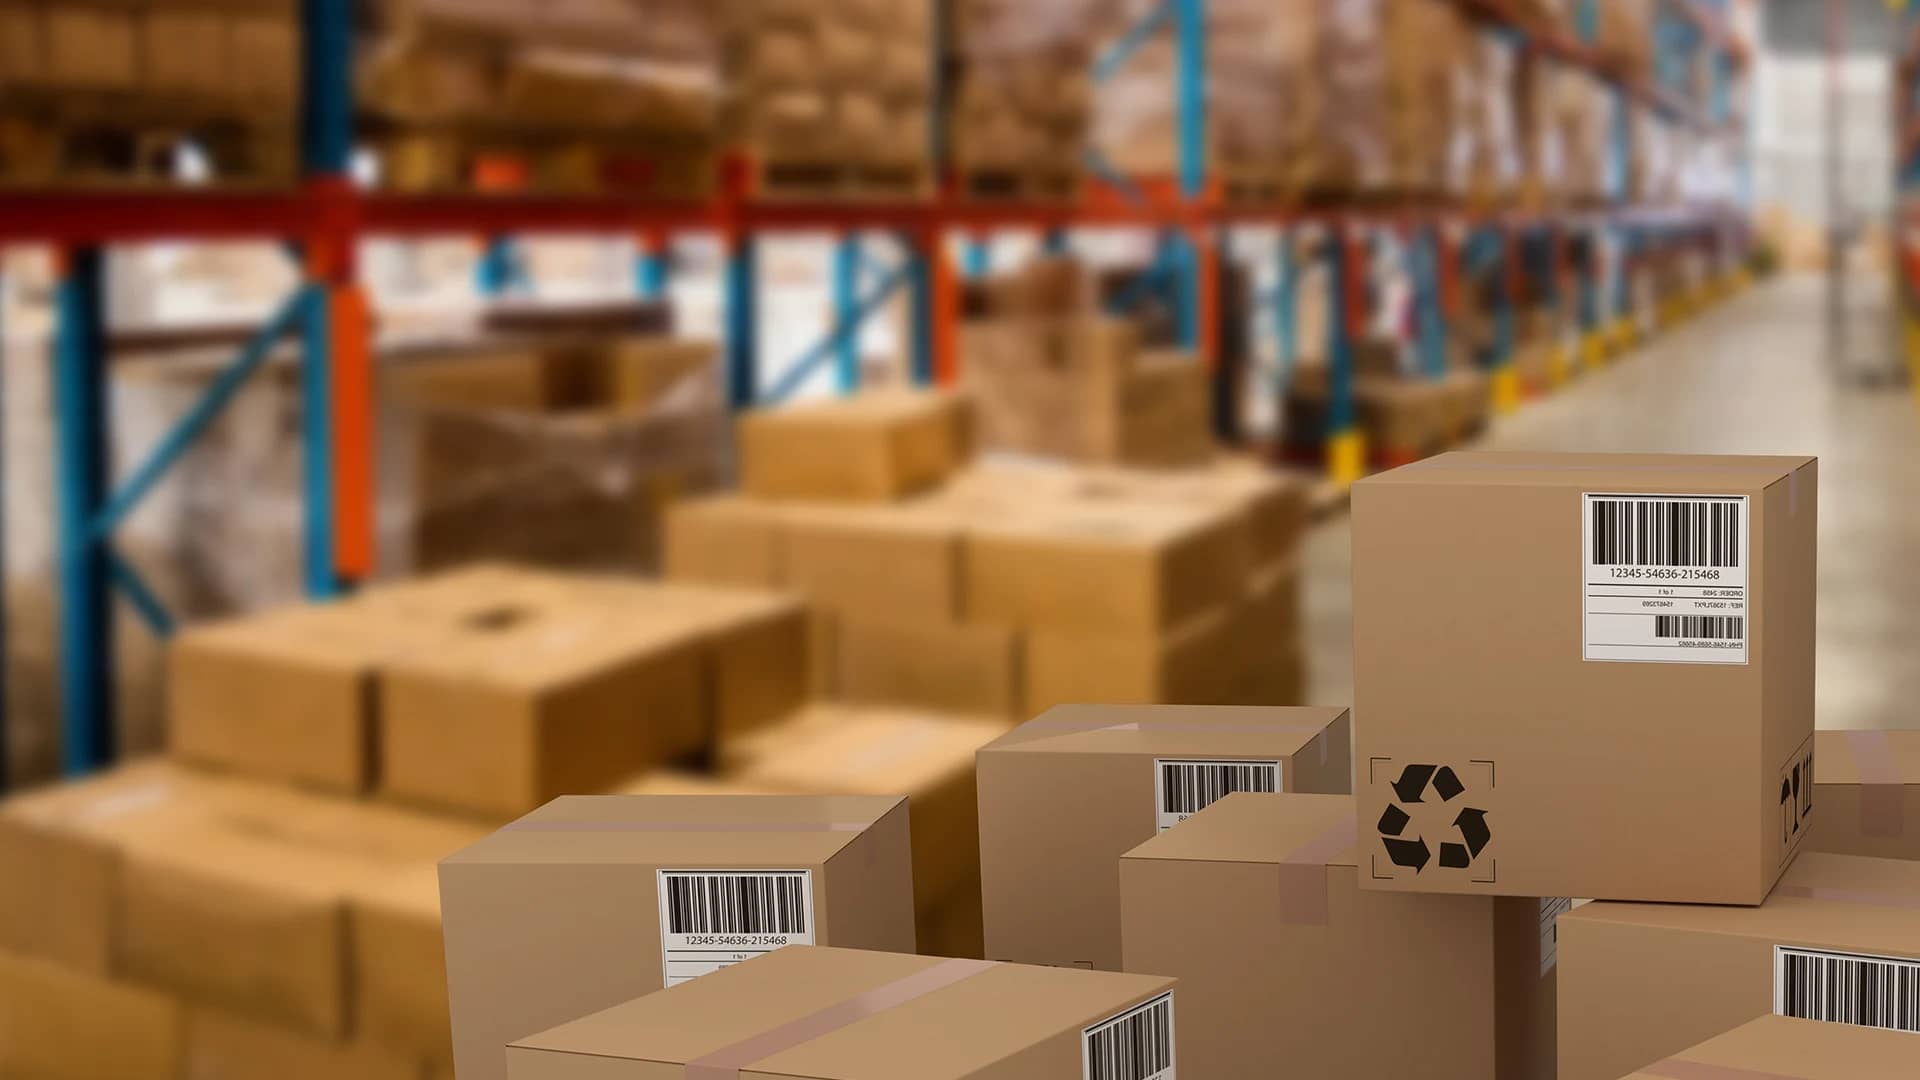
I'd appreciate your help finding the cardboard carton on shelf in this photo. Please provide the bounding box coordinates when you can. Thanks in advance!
[737,388,972,503]
[504,946,1178,1080]
[1811,728,1920,862]
[1557,851,1920,1080]
[1122,793,1557,1080]
[1354,452,1818,903]
[439,793,916,1080]
[978,704,1351,972]
[183,1007,424,1080]
[1616,1015,1918,1080]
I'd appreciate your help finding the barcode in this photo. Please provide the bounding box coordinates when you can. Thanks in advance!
[1775,947,1920,1034]
[1653,616,1744,640]
[1084,994,1175,1080]
[1159,761,1277,815]
[1590,498,1741,567]
[660,872,809,935]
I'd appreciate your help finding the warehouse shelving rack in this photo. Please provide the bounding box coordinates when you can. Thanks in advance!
[1896,2,1920,387]
[0,0,1753,787]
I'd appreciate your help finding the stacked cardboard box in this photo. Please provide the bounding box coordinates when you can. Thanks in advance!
[1810,729,1920,862]
[1617,1015,1917,1079]
[1283,360,1486,467]
[946,0,1092,198]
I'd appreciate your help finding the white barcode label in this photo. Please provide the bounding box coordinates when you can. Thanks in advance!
[1083,993,1176,1080]
[655,869,814,987]
[1539,898,1572,977]
[1582,494,1748,664]
[1154,759,1281,833]
[1774,946,1920,1034]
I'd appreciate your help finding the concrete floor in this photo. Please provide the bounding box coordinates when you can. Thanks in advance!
[1303,274,1920,731]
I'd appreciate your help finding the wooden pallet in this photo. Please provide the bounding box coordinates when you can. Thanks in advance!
[371,128,715,198]
[0,108,294,190]
[956,168,1080,203]
[748,155,932,202]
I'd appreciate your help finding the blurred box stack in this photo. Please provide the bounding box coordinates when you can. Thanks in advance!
[0,0,298,185]
[946,0,1093,202]
[960,256,1214,467]
[359,0,932,197]
[1284,335,1491,468]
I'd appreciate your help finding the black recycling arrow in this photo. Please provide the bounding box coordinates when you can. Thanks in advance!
[1439,842,1470,869]
[1378,804,1411,837]
[1383,836,1431,873]
[1431,766,1465,802]
[1454,808,1491,858]
[1391,764,1437,804]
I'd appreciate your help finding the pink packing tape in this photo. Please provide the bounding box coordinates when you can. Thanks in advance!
[1642,1059,1808,1080]
[1773,884,1920,911]
[1277,816,1360,926]
[683,958,997,1079]
[1844,730,1905,839]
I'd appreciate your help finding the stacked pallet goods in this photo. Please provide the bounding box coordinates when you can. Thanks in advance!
[359,0,933,197]
[0,0,299,186]
[946,0,1094,201]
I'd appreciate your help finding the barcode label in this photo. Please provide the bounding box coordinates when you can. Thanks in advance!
[1774,946,1920,1034]
[1653,616,1744,640]
[1539,898,1573,977]
[655,869,814,987]
[1583,493,1748,665]
[1083,993,1176,1080]
[1154,759,1281,833]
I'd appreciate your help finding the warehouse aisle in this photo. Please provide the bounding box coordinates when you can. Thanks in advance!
[1305,274,1920,730]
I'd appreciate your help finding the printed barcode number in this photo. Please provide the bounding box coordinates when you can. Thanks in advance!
[1084,994,1175,1080]
[1159,761,1277,815]
[1775,947,1920,1034]
[1590,498,1741,568]
[661,872,809,935]
[1654,616,1744,640]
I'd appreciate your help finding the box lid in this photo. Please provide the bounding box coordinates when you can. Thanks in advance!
[727,705,1013,793]
[1122,792,1358,869]
[984,704,1348,759]
[1623,1014,1917,1078]
[1563,852,1920,958]
[509,946,1174,1079]
[1359,451,1816,491]
[1814,729,1920,786]
[442,794,906,868]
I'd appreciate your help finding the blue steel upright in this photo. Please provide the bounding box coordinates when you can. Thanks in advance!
[1169,0,1207,352]
[726,237,760,409]
[834,235,863,393]
[53,248,113,775]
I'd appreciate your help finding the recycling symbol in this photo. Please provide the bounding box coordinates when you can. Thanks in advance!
[1377,764,1491,873]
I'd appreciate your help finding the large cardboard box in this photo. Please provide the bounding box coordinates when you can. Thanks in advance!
[1558,851,1920,1080]
[662,495,785,588]
[45,7,138,89]
[1022,607,1237,714]
[0,950,185,1080]
[738,389,971,502]
[379,605,707,818]
[1617,1014,1918,1080]
[504,946,1178,1080]
[782,503,965,622]
[1812,728,1920,862]
[836,615,1022,718]
[1121,793,1557,1080]
[978,704,1352,971]
[1354,452,1818,903]
[184,1008,424,1080]
[440,794,917,1080]
[347,864,456,1065]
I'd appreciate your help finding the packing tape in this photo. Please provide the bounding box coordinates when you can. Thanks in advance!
[683,957,997,1079]
[1641,1059,1807,1080]
[502,820,871,833]
[1773,884,1920,912]
[1277,815,1359,926]
[1844,730,1905,838]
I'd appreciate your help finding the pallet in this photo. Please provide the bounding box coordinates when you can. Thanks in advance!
[956,168,1079,204]
[371,128,715,198]
[748,156,931,202]
[0,108,294,190]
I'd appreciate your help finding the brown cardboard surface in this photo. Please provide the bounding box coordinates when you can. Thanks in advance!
[347,863,457,1065]
[1354,452,1818,903]
[979,704,1351,972]
[836,615,1022,718]
[1811,729,1920,862]
[965,500,1251,634]
[738,389,971,502]
[184,1008,425,1080]
[505,946,1177,1080]
[379,605,707,818]
[1619,1015,1920,1079]
[440,793,916,1080]
[782,503,964,623]
[663,495,785,588]
[1069,458,1312,568]
[0,948,184,1079]
[1023,606,1237,714]
[1558,851,1920,1080]
[1120,793,1553,1079]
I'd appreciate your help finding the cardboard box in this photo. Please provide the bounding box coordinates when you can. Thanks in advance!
[504,946,1178,1080]
[143,10,228,96]
[966,501,1251,635]
[836,615,1022,718]
[737,389,971,502]
[783,503,963,623]
[1023,606,1237,714]
[1558,851,1920,1080]
[379,605,707,818]
[347,863,456,1065]
[228,15,299,102]
[1616,1014,1919,1080]
[662,495,785,588]
[1354,452,1818,902]
[1812,728,1920,862]
[0,949,185,1080]
[45,7,137,89]
[1071,459,1312,569]
[1121,793,1557,1080]
[440,793,917,1080]
[184,1008,424,1080]
[978,704,1352,971]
